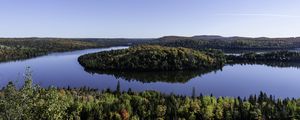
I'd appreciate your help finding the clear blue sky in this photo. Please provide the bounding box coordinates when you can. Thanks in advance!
[1,0,300,38]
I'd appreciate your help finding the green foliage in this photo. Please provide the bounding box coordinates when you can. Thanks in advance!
[228,51,300,62]
[226,51,300,69]
[0,38,150,62]
[0,77,300,119]
[0,46,47,62]
[0,38,98,62]
[78,45,226,71]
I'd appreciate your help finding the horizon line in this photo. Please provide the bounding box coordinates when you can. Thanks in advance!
[0,35,300,39]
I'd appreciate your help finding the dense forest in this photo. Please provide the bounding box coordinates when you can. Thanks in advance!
[154,35,300,52]
[0,46,47,62]
[0,38,150,62]
[227,51,300,62]
[1,72,300,120]
[0,38,97,62]
[2,35,300,63]
[78,45,226,71]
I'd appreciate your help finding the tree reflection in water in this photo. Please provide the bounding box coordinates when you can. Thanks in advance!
[84,67,222,83]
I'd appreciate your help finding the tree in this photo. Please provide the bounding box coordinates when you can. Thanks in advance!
[116,80,121,94]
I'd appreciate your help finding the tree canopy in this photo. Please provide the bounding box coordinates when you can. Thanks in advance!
[0,37,153,63]
[155,36,300,52]
[1,76,300,120]
[78,45,226,71]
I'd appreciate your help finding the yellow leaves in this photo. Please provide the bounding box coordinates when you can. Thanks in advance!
[120,109,130,120]
[190,100,201,113]
[156,105,167,117]
[59,89,66,96]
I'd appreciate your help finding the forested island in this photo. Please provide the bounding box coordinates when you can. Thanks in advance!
[1,76,300,120]
[78,45,226,71]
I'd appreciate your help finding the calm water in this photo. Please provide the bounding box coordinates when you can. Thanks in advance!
[0,46,300,98]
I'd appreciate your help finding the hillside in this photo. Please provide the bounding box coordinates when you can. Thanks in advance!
[155,35,300,52]
[228,51,300,62]
[0,38,151,62]
[0,38,99,62]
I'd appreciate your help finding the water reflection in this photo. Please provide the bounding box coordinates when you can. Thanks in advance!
[84,67,222,83]
[1,46,300,98]
[229,61,300,68]
[83,61,300,83]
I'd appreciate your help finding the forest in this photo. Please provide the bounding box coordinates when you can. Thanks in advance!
[0,38,149,62]
[2,36,300,63]
[227,51,300,62]
[0,38,98,62]
[2,37,300,119]
[78,45,226,71]
[154,35,300,52]
[1,72,300,120]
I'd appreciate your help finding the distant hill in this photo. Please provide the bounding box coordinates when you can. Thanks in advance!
[155,35,300,52]
[192,35,224,40]
[159,35,300,40]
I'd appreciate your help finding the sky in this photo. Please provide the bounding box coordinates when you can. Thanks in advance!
[1,0,300,38]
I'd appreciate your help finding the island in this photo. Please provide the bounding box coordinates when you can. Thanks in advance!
[78,45,226,71]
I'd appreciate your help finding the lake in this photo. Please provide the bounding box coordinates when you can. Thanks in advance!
[0,46,299,98]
